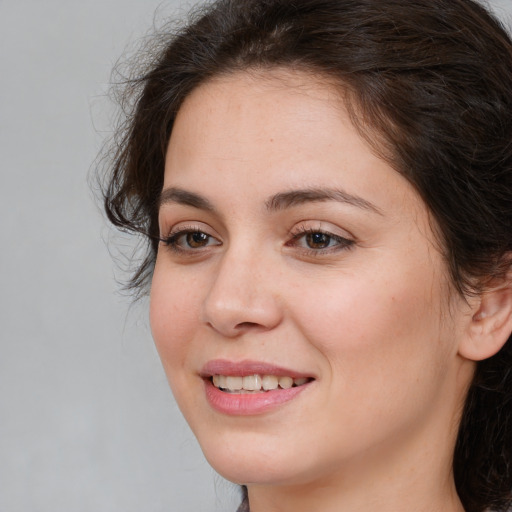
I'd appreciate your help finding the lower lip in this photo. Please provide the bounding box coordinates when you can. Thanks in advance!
[204,378,311,416]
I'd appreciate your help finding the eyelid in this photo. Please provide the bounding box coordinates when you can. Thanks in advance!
[289,221,355,241]
[158,219,355,258]
[159,222,222,254]
[159,220,218,239]
[286,222,355,254]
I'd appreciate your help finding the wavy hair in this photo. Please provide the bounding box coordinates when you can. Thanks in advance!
[100,1,512,510]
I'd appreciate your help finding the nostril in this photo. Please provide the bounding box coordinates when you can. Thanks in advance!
[236,321,261,329]
[205,320,270,338]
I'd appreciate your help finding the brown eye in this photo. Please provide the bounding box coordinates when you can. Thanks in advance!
[288,228,354,254]
[161,228,221,253]
[305,232,332,249]
[186,232,210,248]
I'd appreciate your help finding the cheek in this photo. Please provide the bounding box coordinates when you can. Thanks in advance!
[285,271,455,454]
[290,265,450,393]
[149,261,202,374]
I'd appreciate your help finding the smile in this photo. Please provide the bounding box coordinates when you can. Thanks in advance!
[201,360,315,415]
[212,374,311,393]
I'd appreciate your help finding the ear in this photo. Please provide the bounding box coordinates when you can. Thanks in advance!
[458,273,512,362]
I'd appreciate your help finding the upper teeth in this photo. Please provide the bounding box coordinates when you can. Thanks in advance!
[212,374,309,393]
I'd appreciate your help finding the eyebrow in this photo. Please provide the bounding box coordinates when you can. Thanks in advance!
[158,186,382,215]
[265,187,383,215]
[158,187,215,211]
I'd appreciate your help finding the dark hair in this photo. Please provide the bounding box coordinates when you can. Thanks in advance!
[101,0,512,510]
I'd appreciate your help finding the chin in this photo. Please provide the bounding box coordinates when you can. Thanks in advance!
[208,457,306,487]
[197,431,327,487]
[200,436,282,483]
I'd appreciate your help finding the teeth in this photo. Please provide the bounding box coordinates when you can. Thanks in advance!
[212,374,311,392]
[242,375,261,391]
[225,376,243,390]
[212,375,224,388]
[278,376,293,389]
[262,375,279,390]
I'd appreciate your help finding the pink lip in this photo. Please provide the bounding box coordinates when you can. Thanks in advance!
[200,359,312,379]
[200,359,314,416]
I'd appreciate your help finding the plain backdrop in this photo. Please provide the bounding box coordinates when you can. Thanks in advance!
[1,1,511,511]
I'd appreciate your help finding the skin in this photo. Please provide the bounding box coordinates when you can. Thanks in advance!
[150,69,479,512]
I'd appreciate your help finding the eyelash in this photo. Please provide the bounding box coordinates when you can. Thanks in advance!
[160,225,355,256]
[160,225,220,255]
[286,225,355,256]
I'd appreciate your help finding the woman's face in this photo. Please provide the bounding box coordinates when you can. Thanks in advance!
[150,70,474,488]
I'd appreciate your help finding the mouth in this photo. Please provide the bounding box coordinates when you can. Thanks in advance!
[200,360,315,415]
[211,374,313,394]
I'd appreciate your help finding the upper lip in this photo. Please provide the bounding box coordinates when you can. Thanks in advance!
[200,359,314,379]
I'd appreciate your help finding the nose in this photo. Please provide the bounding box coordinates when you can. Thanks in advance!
[201,246,283,338]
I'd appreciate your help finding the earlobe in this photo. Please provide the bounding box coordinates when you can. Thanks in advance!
[459,276,512,362]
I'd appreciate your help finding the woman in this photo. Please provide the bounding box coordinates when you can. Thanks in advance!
[101,0,512,510]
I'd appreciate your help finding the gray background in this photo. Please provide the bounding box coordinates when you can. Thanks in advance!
[1,1,511,511]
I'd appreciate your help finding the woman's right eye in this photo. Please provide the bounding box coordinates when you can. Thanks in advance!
[161,229,221,253]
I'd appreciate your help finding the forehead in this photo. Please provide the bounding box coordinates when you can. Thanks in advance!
[171,69,346,151]
[163,68,424,222]
[166,69,364,180]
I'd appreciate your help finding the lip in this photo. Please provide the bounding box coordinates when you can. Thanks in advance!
[200,359,314,416]
[200,359,313,379]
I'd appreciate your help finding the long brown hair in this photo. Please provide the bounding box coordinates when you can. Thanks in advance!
[100,1,512,510]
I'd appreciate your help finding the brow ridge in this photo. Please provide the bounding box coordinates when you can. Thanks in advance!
[158,187,215,211]
[158,186,381,215]
[265,187,382,214]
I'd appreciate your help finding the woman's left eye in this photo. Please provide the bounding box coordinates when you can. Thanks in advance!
[288,229,354,253]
